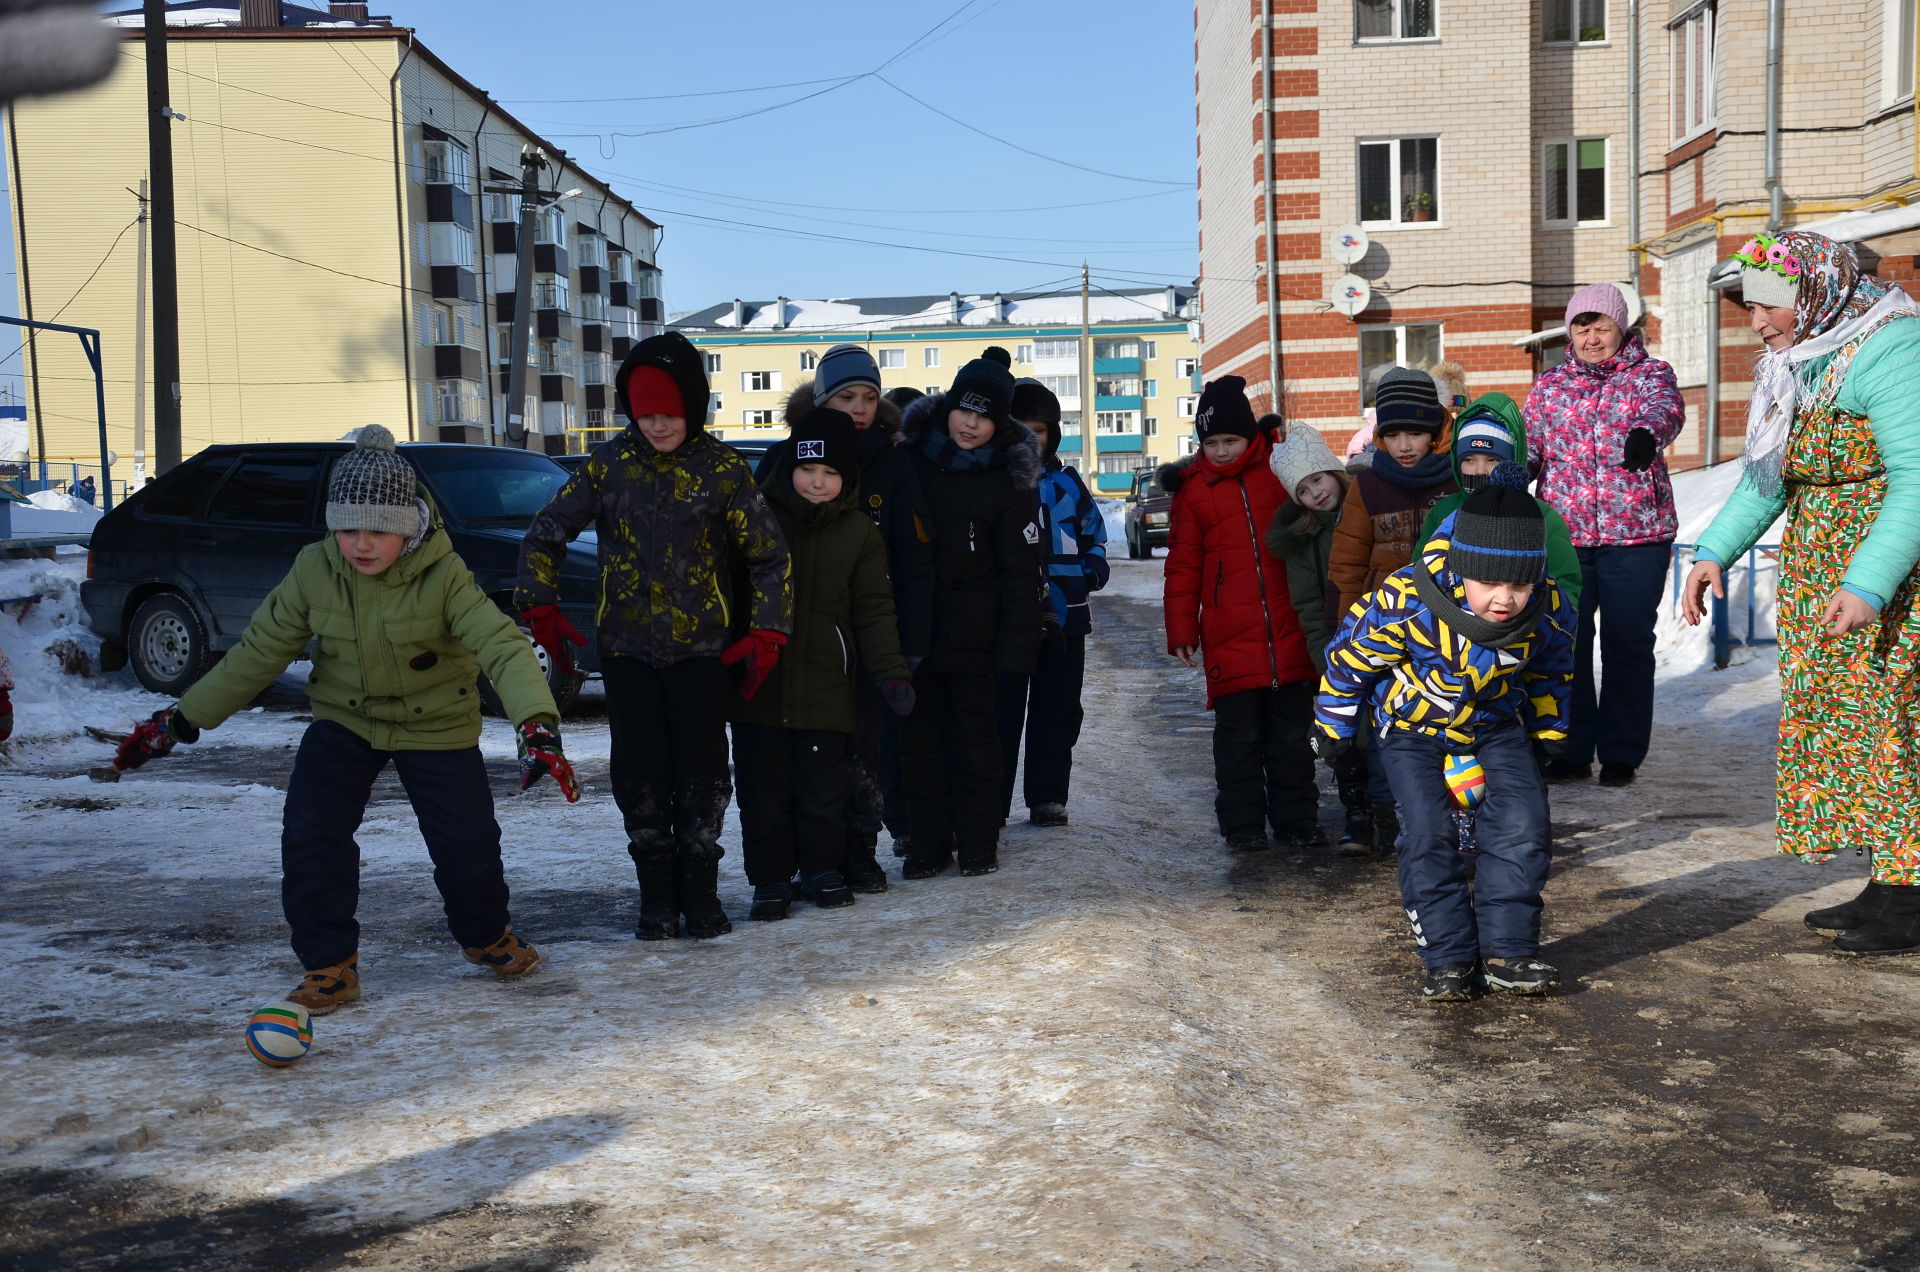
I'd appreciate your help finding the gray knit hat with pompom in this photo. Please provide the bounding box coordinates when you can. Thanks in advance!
[326,425,418,537]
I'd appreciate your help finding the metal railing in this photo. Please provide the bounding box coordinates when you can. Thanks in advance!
[1672,541,1780,669]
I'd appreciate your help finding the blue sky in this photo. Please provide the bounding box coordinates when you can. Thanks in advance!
[1,0,1197,399]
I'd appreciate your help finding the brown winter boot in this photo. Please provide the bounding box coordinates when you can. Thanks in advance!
[462,928,541,976]
[287,955,360,1016]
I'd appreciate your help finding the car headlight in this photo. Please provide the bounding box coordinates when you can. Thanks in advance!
[1147,513,1168,526]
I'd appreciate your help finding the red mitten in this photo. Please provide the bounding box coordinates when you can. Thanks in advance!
[0,686,11,743]
[720,629,788,701]
[517,720,580,802]
[115,707,197,772]
[521,604,587,678]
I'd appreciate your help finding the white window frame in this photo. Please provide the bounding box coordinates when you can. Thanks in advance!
[485,192,519,223]
[704,352,723,374]
[1355,0,1437,43]
[419,138,470,187]
[532,273,569,312]
[1059,414,1083,438]
[1886,0,1916,102]
[799,350,818,370]
[924,346,942,368]
[1142,340,1158,359]
[573,231,605,269]
[1143,417,1158,437]
[742,370,781,393]
[1175,357,1200,379]
[1670,4,1718,145]
[1542,0,1607,45]
[1016,343,1034,364]
[708,392,724,413]
[581,351,611,387]
[1040,375,1080,399]
[426,223,474,268]
[1034,338,1080,360]
[742,409,780,426]
[925,385,942,395]
[1543,137,1610,226]
[1095,411,1140,435]
[1176,395,1199,418]
[1357,137,1441,229]
[877,348,906,369]
[434,377,482,424]
[1359,324,1444,407]
[1178,436,1199,457]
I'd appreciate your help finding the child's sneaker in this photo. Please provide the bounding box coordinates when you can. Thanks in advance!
[1030,803,1069,827]
[1336,805,1373,856]
[801,869,856,908]
[749,882,793,921]
[1481,957,1560,995]
[462,929,540,976]
[1419,962,1483,1003]
[1225,831,1269,852]
[287,955,360,1015]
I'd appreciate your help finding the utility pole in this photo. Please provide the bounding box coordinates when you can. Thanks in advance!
[143,0,182,473]
[131,179,149,486]
[1079,263,1093,456]
[498,146,545,447]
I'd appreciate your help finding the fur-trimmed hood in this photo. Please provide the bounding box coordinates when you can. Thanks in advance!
[783,379,904,435]
[899,391,1043,491]
[1157,454,1197,494]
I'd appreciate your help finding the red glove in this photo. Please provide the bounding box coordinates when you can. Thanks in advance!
[720,630,788,701]
[115,707,198,772]
[516,720,580,802]
[521,604,587,678]
[880,678,916,718]
[0,686,11,743]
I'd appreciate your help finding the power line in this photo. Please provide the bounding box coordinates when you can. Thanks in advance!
[0,217,139,372]
[117,49,392,124]
[175,220,407,291]
[584,167,1190,217]
[499,76,858,105]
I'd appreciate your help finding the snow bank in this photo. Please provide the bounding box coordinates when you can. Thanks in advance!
[1096,498,1128,549]
[1655,462,1785,679]
[6,491,102,538]
[0,555,166,753]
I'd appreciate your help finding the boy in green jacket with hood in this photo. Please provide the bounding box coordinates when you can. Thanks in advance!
[113,426,574,1015]
[1417,393,1582,613]
[730,408,914,919]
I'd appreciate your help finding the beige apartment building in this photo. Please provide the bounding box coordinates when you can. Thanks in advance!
[1195,0,1918,468]
[6,0,663,486]
[671,288,1200,494]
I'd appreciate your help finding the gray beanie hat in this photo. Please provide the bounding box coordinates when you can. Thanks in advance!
[813,344,882,403]
[326,425,418,537]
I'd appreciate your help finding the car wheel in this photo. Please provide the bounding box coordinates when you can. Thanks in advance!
[127,592,214,696]
[478,621,582,718]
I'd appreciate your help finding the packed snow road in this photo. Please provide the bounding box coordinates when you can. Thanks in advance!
[2,555,1919,1271]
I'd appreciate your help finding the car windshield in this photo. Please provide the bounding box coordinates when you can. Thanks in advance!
[1135,474,1163,499]
[405,447,570,525]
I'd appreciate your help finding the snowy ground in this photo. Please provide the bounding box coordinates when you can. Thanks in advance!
[4,496,1920,1269]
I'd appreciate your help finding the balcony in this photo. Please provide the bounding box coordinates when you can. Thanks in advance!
[578,264,604,295]
[1094,472,1137,493]
[1095,395,1143,412]
[1056,434,1082,453]
[425,184,475,229]
[533,243,569,276]
[1094,357,1142,375]
[1095,433,1144,453]
[433,344,484,380]
[430,266,476,302]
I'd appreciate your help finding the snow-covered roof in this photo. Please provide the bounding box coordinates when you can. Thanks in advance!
[671,287,1196,334]
[102,2,378,28]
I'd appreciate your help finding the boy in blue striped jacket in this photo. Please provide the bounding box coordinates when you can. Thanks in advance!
[997,379,1109,827]
[1314,483,1575,1002]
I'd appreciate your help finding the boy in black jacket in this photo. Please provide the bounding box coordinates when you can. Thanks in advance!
[759,344,934,889]
[898,349,1044,879]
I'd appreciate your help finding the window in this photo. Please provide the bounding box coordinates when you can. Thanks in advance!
[610,308,639,340]
[533,273,570,311]
[584,408,612,432]
[634,269,660,299]
[1175,357,1199,378]
[426,223,473,267]
[799,350,818,371]
[1143,417,1158,437]
[574,231,605,269]
[140,456,231,519]
[1040,375,1080,398]
[1144,379,1158,397]
[1358,137,1440,226]
[1096,454,1142,475]
[430,302,465,347]
[581,351,611,387]
[1178,436,1199,457]
[1142,340,1158,359]
[1670,4,1717,142]
[538,340,576,377]
[208,456,320,527]
[1543,0,1606,43]
[1060,413,1082,437]
[534,204,566,246]
[878,348,906,369]
[924,347,942,368]
[420,138,470,187]
[608,251,633,284]
[743,409,780,426]
[1544,139,1608,224]
[1094,338,1142,359]
[1034,338,1080,360]
[1096,376,1144,398]
[1658,242,1712,386]
[704,353,723,373]
[1888,0,1916,101]
[1359,324,1443,406]
[1176,395,1199,418]
[1095,411,1140,434]
[925,385,941,395]
[743,370,781,392]
[542,400,577,435]
[435,378,483,425]
[1016,344,1034,364]
[1356,0,1435,41]
[708,392,724,413]
[577,292,608,323]
[486,192,519,223]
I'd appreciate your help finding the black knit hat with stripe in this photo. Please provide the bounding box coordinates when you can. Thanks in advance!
[1373,366,1447,436]
[1450,484,1546,585]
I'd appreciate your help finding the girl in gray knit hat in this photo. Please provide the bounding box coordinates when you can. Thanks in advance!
[114,424,577,1016]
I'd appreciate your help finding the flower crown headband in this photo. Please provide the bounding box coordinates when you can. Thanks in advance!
[1734,232,1803,278]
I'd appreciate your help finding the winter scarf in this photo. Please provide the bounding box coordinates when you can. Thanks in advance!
[917,426,1000,473]
[1743,231,1918,496]
[1412,554,1547,649]
[1370,448,1453,490]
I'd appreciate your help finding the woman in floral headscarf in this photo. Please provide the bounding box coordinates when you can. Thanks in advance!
[1681,230,1920,955]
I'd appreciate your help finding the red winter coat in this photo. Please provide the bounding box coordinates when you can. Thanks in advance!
[1162,433,1317,708]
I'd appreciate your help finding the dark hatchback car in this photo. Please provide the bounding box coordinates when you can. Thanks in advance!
[82,443,600,712]
[1122,467,1171,558]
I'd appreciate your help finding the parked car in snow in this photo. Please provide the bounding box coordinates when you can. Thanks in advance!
[1122,467,1171,559]
[81,443,599,712]
[553,435,776,475]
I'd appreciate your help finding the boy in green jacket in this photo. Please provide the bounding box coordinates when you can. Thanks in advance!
[114,426,575,1015]
[730,408,914,919]
[1416,392,1583,613]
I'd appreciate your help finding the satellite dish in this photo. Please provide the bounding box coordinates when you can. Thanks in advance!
[1331,224,1370,265]
[1330,273,1372,318]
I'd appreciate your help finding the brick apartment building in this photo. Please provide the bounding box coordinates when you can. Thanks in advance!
[1195,0,1919,469]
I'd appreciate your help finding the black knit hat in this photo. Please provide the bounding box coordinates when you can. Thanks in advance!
[1450,485,1546,585]
[1373,366,1446,437]
[1195,375,1258,442]
[788,406,857,480]
[1012,378,1063,458]
[944,354,1017,435]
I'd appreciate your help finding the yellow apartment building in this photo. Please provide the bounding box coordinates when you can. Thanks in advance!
[6,0,663,489]
[671,287,1200,494]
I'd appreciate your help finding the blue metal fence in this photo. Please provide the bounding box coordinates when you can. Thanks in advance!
[1671,541,1780,669]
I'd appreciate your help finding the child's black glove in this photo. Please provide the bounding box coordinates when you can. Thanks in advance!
[1620,428,1658,473]
[1534,735,1568,760]
[1312,731,1356,766]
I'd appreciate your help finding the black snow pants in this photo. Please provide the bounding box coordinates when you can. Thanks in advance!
[602,655,732,873]
[1211,681,1319,838]
[996,632,1087,818]
[899,669,1002,858]
[731,723,851,885]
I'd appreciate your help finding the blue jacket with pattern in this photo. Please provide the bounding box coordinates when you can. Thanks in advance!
[1037,459,1110,637]
[1314,513,1575,748]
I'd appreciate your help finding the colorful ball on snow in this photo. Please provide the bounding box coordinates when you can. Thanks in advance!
[246,1001,313,1067]
[1444,753,1487,811]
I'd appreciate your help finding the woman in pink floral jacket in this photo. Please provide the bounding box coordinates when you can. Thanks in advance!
[1524,283,1686,789]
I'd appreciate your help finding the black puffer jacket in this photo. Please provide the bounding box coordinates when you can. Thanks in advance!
[757,382,935,658]
[899,392,1045,677]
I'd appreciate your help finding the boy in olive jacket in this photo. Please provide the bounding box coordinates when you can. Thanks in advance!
[113,426,574,1015]
[730,408,914,919]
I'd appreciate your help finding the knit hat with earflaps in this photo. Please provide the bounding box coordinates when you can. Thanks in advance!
[1372,366,1446,436]
[326,425,418,538]
[1449,484,1546,586]
[788,407,858,479]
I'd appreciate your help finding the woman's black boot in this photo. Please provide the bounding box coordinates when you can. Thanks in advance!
[1832,882,1920,955]
[1804,879,1887,936]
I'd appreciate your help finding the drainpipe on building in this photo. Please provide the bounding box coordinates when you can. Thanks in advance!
[388,31,418,441]
[1705,279,1724,467]
[470,104,494,444]
[1765,0,1784,231]
[1260,0,1281,414]
[1625,0,1642,303]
